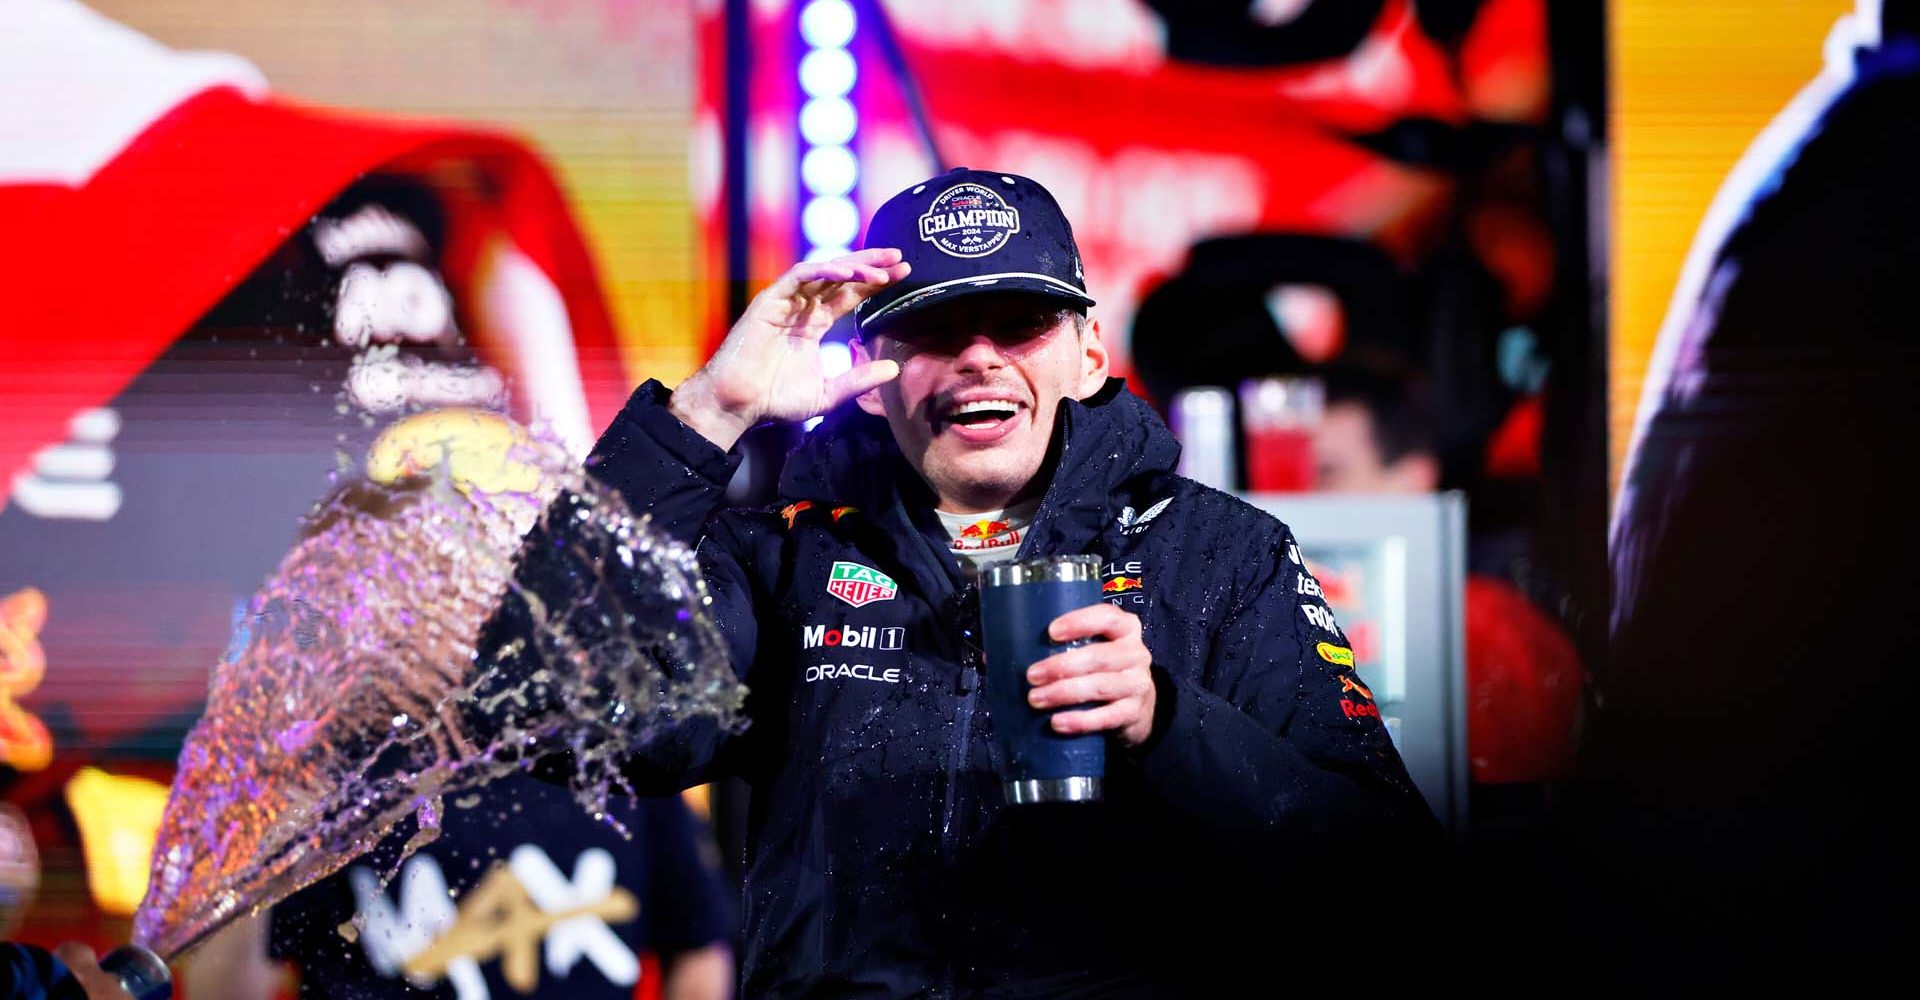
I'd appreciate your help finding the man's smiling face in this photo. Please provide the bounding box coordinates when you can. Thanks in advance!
[855,293,1108,514]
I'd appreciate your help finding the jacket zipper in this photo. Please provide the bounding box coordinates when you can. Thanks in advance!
[902,403,1085,995]
[942,401,1080,848]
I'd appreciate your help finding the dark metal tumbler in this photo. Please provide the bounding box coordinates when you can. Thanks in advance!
[980,554,1104,804]
[100,944,172,1000]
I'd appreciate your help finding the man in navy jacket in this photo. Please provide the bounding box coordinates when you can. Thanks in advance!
[510,169,1438,997]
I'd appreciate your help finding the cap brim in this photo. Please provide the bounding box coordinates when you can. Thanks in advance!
[858,272,1096,333]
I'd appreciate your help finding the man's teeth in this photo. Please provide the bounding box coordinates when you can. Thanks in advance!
[950,400,1019,418]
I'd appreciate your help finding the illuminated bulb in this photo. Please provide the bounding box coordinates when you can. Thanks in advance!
[802,144,858,196]
[800,0,856,49]
[802,195,860,249]
[798,47,856,98]
[800,96,857,146]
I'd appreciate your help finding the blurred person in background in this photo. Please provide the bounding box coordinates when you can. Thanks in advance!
[1592,0,1919,978]
[188,778,733,1000]
[1307,358,1584,970]
[1311,361,1584,794]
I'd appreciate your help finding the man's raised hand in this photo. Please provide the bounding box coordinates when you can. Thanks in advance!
[670,249,909,449]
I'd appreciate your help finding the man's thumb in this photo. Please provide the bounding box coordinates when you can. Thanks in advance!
[824,360,900,409]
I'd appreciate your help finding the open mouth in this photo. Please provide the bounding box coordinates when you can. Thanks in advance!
[938,397,1026,441]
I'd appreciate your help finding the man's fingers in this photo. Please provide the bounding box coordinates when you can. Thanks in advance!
[790,250,909,293]
[1026,638,1149,685]
[53,942,136,1000]
[1029,670,1144,710]
[1051,701,1141,735]
[799,261,912,306]
[752,248,909,333]
[759,250,901,310]
[1027,644,1104,683]
[795,262,882,289]
[802,245,906,280]
[836,246,904,268]
[823,360,900,409]
[1046,603,1139,644]
[840,245,898,268]
[844,260,913,297]
[54,942,99,966]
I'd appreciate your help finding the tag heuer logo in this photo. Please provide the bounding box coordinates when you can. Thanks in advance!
[827,562,898,608]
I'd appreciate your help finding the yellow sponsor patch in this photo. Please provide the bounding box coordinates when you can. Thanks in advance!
[1316,642,1355,668]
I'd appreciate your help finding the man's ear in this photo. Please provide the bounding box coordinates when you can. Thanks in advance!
[1078,316,1111,397]
[852,336,888,416]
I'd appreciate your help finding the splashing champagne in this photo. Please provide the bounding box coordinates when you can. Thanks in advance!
[130,412,746,960]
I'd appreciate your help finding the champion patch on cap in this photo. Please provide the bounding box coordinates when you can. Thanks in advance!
[918,182,1020,258]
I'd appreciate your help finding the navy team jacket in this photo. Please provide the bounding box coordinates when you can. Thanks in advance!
[509,377,1440,999]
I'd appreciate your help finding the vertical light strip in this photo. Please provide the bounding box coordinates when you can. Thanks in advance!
[799,0,861,430]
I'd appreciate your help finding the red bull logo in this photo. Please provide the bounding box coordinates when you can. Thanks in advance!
[1102,576,1143,594]
[958,519,1010,539]
[782,502,857,528]
[781,501,814,530]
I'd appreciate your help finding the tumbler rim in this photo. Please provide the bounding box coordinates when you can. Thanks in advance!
[982,553,1102,587]
[1005,777,1102,804]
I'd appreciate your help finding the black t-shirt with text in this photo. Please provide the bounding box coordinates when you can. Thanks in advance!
[269,774,732,1000]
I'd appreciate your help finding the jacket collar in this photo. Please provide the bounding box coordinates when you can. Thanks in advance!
[777,378,1182,556]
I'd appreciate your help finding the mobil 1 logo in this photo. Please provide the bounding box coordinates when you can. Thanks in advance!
[802,623,905,651]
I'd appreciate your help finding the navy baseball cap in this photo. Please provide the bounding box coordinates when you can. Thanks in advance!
[856,167,1096,334]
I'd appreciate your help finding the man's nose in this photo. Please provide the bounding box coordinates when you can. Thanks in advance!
[952,333,1008,372]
